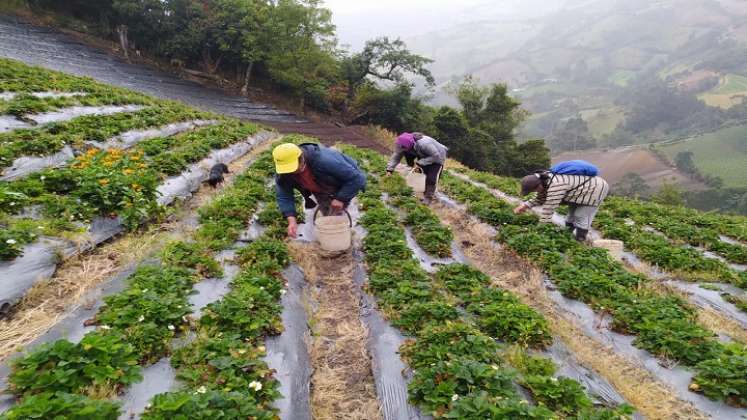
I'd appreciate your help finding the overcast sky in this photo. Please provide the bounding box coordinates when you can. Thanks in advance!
[322,0,567,50]
[323,0,492,50]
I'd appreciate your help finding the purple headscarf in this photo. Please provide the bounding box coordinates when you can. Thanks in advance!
[396,132,415,150]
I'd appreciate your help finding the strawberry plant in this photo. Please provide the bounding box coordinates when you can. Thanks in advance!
[444,392,553,419]
[399,322,503,369]
[393,301,461,334]
[0,392,121,420]
[142,391,277,420]
[692,348,747,407]
[199,284,282,342]
[161,241,222,278]
[170,334,280,404]
[8,331,142,397]
[235,238,289,271]
[408,359,518,417]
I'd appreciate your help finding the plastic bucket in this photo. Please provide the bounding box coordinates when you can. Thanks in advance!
[406,167,426,193]
[313,210,352,252]
[592,239,624,261]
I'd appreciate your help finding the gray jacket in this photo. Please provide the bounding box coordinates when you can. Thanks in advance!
[387,136,448,171]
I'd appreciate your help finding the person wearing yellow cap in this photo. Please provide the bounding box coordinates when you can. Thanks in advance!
[273,142,367,238]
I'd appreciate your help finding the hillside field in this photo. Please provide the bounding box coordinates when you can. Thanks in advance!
[2,46,747,420]
[659,124,747,188]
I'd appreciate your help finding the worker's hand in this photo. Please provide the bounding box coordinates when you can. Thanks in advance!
[513,204,528,215]
[330,199,344,213]
[385,171,392,177]
[287,217,298,238]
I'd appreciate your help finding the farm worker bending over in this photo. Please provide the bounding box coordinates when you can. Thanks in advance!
[273,142,367,238]
[386,132,448,204]
[513,160,609,242]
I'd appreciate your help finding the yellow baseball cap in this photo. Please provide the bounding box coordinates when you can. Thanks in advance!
[273,143,303,174]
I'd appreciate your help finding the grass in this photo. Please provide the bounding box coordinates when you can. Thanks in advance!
[659,124,747,187]
[699,74,747,108]
[580,106,625,137]
[608,70,636,87]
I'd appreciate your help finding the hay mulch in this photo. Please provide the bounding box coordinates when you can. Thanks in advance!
[288,242,382,420]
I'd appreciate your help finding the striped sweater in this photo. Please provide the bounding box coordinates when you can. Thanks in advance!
[527,174,609,223]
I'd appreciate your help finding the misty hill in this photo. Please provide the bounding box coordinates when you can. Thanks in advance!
[408,0,747,152]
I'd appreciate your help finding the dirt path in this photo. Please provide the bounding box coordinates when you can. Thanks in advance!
[288,241,382,420]
[429,202,704,420]
[0,141,273,362]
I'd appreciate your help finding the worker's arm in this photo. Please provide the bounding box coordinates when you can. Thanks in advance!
[532,182,567,223]
[386,147,405,172]
[275,177,297,218]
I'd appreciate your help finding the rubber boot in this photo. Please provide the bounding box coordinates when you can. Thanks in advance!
[575,228,589,243]
[422,184,436,205]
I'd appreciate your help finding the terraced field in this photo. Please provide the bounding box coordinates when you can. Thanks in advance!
[1,58,746,420]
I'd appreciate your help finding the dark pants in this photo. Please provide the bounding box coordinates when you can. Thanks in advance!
[421,163,443,199]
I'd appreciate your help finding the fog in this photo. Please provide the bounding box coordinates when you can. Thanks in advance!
[324,0,567,50]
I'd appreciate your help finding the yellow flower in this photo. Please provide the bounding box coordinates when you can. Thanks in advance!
[123,169,134,175]
[99,179,109,185]
[131,155,140,161]
[132,183,141,190]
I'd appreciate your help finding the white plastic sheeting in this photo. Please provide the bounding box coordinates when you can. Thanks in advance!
[0,104,145,132]
[0,91,86,101]
[90,119,219,150]
[0,131,276,316]
[1,145,74,181]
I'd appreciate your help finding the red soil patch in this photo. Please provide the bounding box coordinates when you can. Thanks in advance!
[553,148,706,190]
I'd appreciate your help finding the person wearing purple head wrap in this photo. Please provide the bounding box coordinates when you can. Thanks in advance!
[387,132,448,204]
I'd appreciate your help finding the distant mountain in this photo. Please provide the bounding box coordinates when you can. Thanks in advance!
[407,0,747,149]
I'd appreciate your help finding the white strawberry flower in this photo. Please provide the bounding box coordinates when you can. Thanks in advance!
[195,386,207,394]
[249,381,263,391]
[168,325,175,331]
[138,315,145,322]
[6,239,16,245]
[451,394,459,401]
[100,325,111,330]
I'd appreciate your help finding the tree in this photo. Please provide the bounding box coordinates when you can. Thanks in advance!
[341,37,434,116]
[351,83,432,134]
[614,172,651,198]
[652,181,684,206]
[451,76,527,141]
[550,116,596,152]
[265,0,337,110]
[674,150,697,174]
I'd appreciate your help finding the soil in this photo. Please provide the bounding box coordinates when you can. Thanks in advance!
[553,147,706,191]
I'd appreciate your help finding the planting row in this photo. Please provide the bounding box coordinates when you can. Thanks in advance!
[0,103,212,170]
[343,146,453,258]
[347,146,631,418]
[594,208,747,289]
[602,197,747,265]
[1,146,285,419]
[1,120,260,261]
[439,172,747,407]
[452,164,747,290]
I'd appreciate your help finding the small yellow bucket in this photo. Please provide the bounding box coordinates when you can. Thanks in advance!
[313,210,352,252]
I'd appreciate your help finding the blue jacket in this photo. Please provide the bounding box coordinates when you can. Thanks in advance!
[275,143,367,217]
